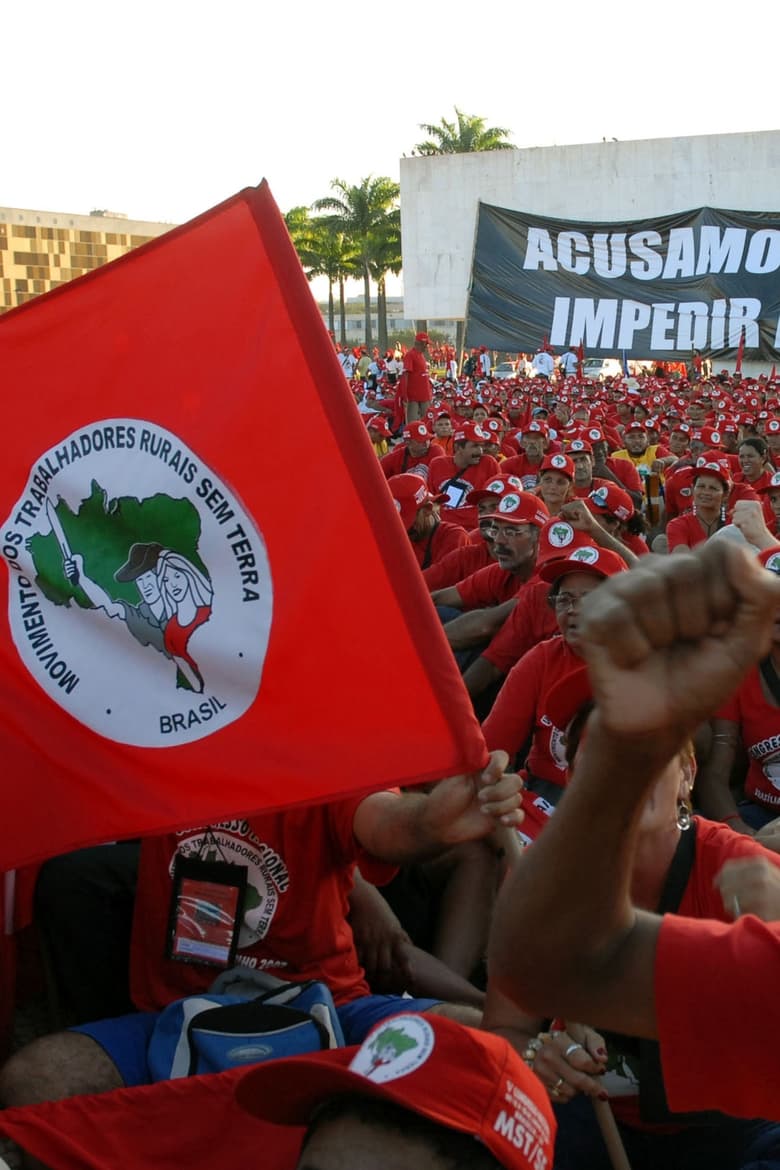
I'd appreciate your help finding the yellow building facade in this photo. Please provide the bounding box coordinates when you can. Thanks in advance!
[0,206,174,314]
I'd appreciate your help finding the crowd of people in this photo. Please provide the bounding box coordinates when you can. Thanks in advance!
[2,335,780,1169]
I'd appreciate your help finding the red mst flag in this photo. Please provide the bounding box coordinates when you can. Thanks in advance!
[0,182,487,870]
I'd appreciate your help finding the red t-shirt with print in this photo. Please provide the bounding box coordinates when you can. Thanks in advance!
[717,666,780,812]
[482,635,580,782]
[129,799,395,1012]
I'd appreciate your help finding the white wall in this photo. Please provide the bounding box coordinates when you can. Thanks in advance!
[400,130,780,321]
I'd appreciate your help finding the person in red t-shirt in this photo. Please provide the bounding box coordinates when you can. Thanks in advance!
[483,546,628,842]
[501,423,549,488]
[400,333,432,423]
[380,422,445,481]
[427,423,500,531]
[666,461,731,551]
[387,473,469,570]
[580,483,649,558]
[487,539,780,1124]
[587,430,644,506]
[0,759,523,1104]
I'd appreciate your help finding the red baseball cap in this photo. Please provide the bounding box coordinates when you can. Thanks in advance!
[539,452,575,479]
[491,490,550,528]
[586,483,635,521]
[454,422,490,443]
[366,414,391,438]
[415,332,430,344]
[539,544,629,583]
[758,470,780,495]
[694,455,731,487]
[567,438,593,455]
[698,426,723,448]
[759,544,780,573]
[388,474,444,528]
[235,1013,556,1170]
[466,474,524,505]
[523,420,549,437]
[403,422,432,443]
[536,519,596,565]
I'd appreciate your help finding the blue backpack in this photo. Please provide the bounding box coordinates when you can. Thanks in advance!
[148,970,344,1080]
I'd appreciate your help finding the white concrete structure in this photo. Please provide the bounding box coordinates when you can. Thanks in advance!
[400,130,780,322]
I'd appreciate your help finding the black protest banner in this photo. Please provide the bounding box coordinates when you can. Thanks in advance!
[465,203,780,360]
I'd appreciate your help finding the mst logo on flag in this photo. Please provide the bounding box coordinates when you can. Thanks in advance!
[4,419,271,746]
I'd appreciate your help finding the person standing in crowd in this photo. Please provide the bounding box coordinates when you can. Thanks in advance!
[532,346,555,380]
[400,333,432,423]
[338,347,357,379]
[559,347,579,377]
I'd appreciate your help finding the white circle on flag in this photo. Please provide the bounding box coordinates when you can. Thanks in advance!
[2,419,273,748]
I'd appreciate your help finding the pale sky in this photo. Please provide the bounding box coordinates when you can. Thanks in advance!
[6,0,777,300]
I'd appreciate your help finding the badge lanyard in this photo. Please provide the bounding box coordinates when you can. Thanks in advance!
[166,827,248,969]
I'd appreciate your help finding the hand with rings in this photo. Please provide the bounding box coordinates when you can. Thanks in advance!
[526,1026,609,1104]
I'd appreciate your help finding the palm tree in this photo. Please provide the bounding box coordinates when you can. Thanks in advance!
[368,209,401,353]
[414,108,514,155]
[284,206,357,341]
[313,176,400,350]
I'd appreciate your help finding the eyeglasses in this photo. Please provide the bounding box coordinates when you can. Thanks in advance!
[487,524,534,540]
[554,591,594,611]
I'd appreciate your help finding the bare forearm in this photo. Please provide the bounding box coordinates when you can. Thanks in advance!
[445,601,516,650]
[463,655,503,698]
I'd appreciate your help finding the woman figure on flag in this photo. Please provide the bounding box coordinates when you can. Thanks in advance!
[156,550,213,692]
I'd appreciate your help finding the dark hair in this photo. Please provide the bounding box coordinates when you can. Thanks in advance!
[739,436,768,459]
[301,1095,503,1169]
[564,700,595,768]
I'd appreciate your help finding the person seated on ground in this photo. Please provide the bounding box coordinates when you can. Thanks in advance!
[501,422,550,488]
[666,459,732,551]
[695,507,780,834]
[235,1012,555,1170]
[482,545,627,843]
[579,484,649,557]
[431,491,549,677]
[457,510,629,711]
[0,755,521,1106]
[427,422,500,531]
[379,422,444,480]
[387,474,469,570]
[366,413,392,457]
[486,669,780,1170]
[534,454,575,517]
[586,429,643,507]
[487,538,780,1123]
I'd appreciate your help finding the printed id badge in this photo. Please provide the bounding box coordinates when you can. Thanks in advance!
[167,854,247,968]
